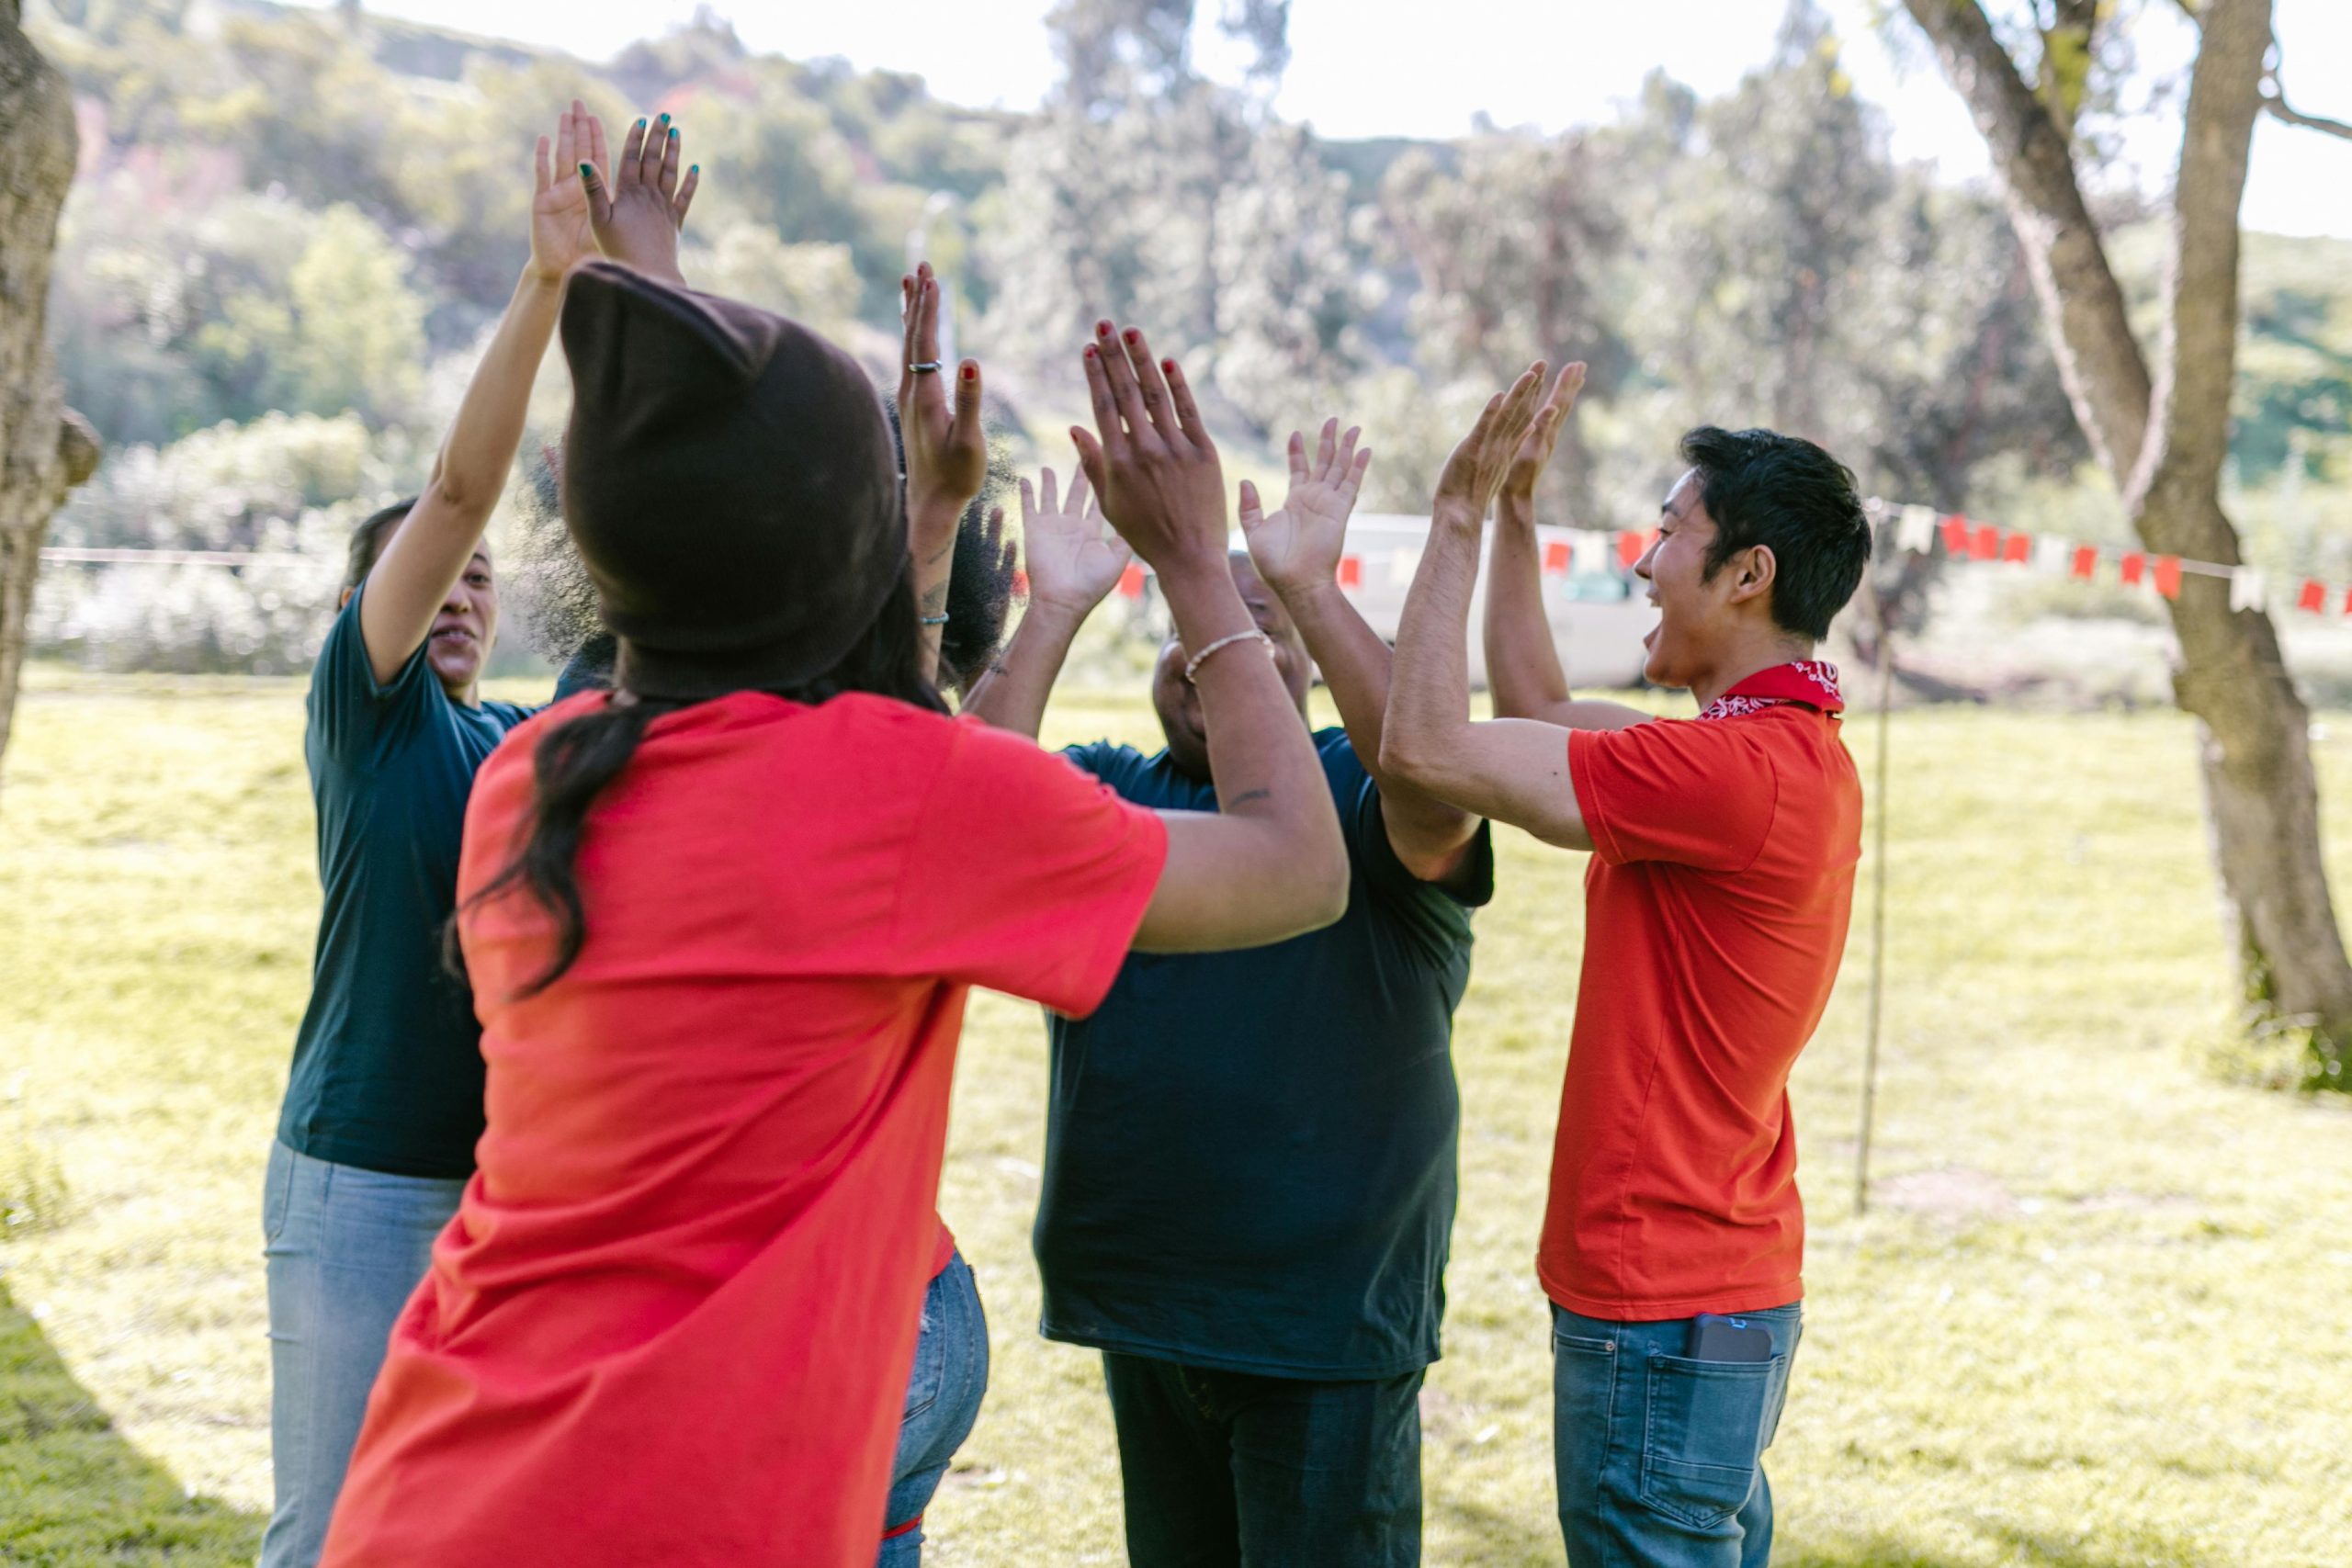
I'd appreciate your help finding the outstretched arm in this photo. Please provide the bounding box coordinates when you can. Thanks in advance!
[1240,419,1481,885]
[897,261,989,683]
[358,105,602,687]
[961,464,1129,739]
[1485,362,1649,733]
[1072,323,1348,952]
[1383,366,1594,852]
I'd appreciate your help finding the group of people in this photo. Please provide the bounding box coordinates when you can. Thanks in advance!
[259,103,1871,1568]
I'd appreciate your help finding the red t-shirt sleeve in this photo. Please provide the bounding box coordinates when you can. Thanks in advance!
[890,717,1170,1015]
[1568,718,1778,871]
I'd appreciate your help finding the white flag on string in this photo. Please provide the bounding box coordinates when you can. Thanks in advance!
[1894,504,1938,555]
[1573,531,1610,576]
[2230,567,2267,614]
[2033,536,2072,575]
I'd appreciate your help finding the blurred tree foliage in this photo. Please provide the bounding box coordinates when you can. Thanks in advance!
[22,0,2351,673]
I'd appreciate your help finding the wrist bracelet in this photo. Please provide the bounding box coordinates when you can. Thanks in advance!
[1182,627,1274,685]
[919,613,950,626]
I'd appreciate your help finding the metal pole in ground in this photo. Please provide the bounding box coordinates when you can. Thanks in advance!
[1854,601,1895,1216]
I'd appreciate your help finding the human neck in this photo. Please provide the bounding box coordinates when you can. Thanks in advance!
[1687,635,1815,713]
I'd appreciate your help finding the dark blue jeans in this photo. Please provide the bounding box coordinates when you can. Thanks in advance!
[1552,1303,1802,1568]
[878,1251,989,1565]
[1101,1351,1424,1568]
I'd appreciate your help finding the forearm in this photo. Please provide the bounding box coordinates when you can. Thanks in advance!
[1485,498,1572,719]
[958,600,1085,739]
[910,503,960,685]
[428,266,562,516]
[1142,555,1349,943]
[1383,512,1485,786]
[1281,580,1478,865]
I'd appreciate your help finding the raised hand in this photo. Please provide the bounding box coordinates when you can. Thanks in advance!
[899,260,988,555]
[1070,321,1227,575]
[1019,464,1132,617]
[583,110,700,287]
[1499,362,1588,515]
[529,101,605,284]
[1431,362,1548,529]
[1239,417,1373,599]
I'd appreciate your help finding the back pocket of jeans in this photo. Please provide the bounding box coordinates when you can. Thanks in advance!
[1638,1352,1781,1529]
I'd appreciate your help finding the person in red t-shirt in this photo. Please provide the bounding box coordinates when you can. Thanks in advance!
[316,249,1349,1561]
[1383,361,1872,1568]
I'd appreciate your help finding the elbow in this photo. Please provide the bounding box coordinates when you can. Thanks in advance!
[1302,851,1351,932]
[1379,726,1435,793]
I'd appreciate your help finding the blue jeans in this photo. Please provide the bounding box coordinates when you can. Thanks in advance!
[1100,1352,1425,1568]
[1552,1303,1802,1568]
[879,1250,990,1565]
[259,1140,465,1568]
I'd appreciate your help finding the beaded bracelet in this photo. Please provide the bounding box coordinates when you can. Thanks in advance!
[919,614,950,626]
[1182,627,1274,685]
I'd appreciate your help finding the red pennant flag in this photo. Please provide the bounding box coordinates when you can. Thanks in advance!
[1012,569,1029,598]
[2001,531,2032,565]
[1973,525,2001,561]
[1116,563,1146,600]
[2298,579,2327,614]
[2120,552,2147,586]
[2071,546,2099,580]
[1337,556,1363,589]
[1940,514,1973,558]
[2344,585,2352,617]
[2153,556,2183,600]
[1543,539,1572,575]
[1616,530,1645,570]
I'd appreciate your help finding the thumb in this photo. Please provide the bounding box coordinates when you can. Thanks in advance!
[1069,426,1108,502]
[1237,478,1263,528]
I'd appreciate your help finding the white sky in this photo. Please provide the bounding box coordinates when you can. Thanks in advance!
[305,0,2351,238]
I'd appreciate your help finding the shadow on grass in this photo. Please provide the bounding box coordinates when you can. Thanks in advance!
[0,1279,262,1566]
[1430,1491,1561,1566]
[1782,1523,2214,1568]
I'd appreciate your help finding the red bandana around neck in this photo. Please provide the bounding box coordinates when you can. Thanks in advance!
[1697,660,1844,722]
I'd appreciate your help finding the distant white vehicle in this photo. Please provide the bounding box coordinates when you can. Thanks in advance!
[1331,514,1655,692]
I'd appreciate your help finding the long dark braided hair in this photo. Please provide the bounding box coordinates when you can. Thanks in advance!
[456,446,948,998]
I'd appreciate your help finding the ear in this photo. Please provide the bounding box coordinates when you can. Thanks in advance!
[1725,544,1777,610]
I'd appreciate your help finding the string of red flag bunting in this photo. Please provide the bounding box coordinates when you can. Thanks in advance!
[1082,502,2339,618]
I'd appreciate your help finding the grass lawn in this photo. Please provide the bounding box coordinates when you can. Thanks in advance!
[2,668,2349,1565]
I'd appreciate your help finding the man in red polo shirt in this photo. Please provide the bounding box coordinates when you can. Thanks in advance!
[1382,361,1871,1568]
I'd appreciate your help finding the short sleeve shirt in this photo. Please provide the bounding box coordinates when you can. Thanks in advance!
[277,585,535,1178]
[1035,728,1494,1378]
[1544,701,1860,1319]
[322,693,1167,1568]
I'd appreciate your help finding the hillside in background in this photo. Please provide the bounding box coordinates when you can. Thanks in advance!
[23,0,2352,675]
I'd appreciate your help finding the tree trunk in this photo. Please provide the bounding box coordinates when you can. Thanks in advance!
[0,3,96,789]
[1905,0,2352,1072]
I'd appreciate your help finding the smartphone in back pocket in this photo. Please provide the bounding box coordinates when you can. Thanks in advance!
[1687,1313,1773,1363]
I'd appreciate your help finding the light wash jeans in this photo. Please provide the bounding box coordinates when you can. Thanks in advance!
[879,1250,990,1565]
[1553,1302,1803,1568]
[260,1139,465,1568]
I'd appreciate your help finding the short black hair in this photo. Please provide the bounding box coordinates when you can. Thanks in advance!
[1680,427,1870,641]
[344,498,419,592]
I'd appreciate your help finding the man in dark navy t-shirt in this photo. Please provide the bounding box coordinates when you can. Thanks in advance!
[965,423,1490,1565]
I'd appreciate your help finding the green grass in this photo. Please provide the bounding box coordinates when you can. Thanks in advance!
[2,668,2350,1565]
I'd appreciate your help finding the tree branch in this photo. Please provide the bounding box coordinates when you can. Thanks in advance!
[1900,0,2154,480]
[2262,78,2352,141]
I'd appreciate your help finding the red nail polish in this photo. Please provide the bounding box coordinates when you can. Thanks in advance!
[1161,358,1176,375]
[1123,328,1139,344]
[1083,344,1097,359]
[961,364,977,381]
[1097,321,1113,337]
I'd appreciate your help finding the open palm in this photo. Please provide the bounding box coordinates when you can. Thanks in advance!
[1239,419,1372,597]
[529,101,605,282]
[1021,464,1131,615]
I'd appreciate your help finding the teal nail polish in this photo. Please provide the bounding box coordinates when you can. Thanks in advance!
[668,127,679,141]
[577,161,594,177]
[657,112,671,125]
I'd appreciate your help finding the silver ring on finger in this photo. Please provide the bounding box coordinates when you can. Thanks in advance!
[909,361,944,375]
